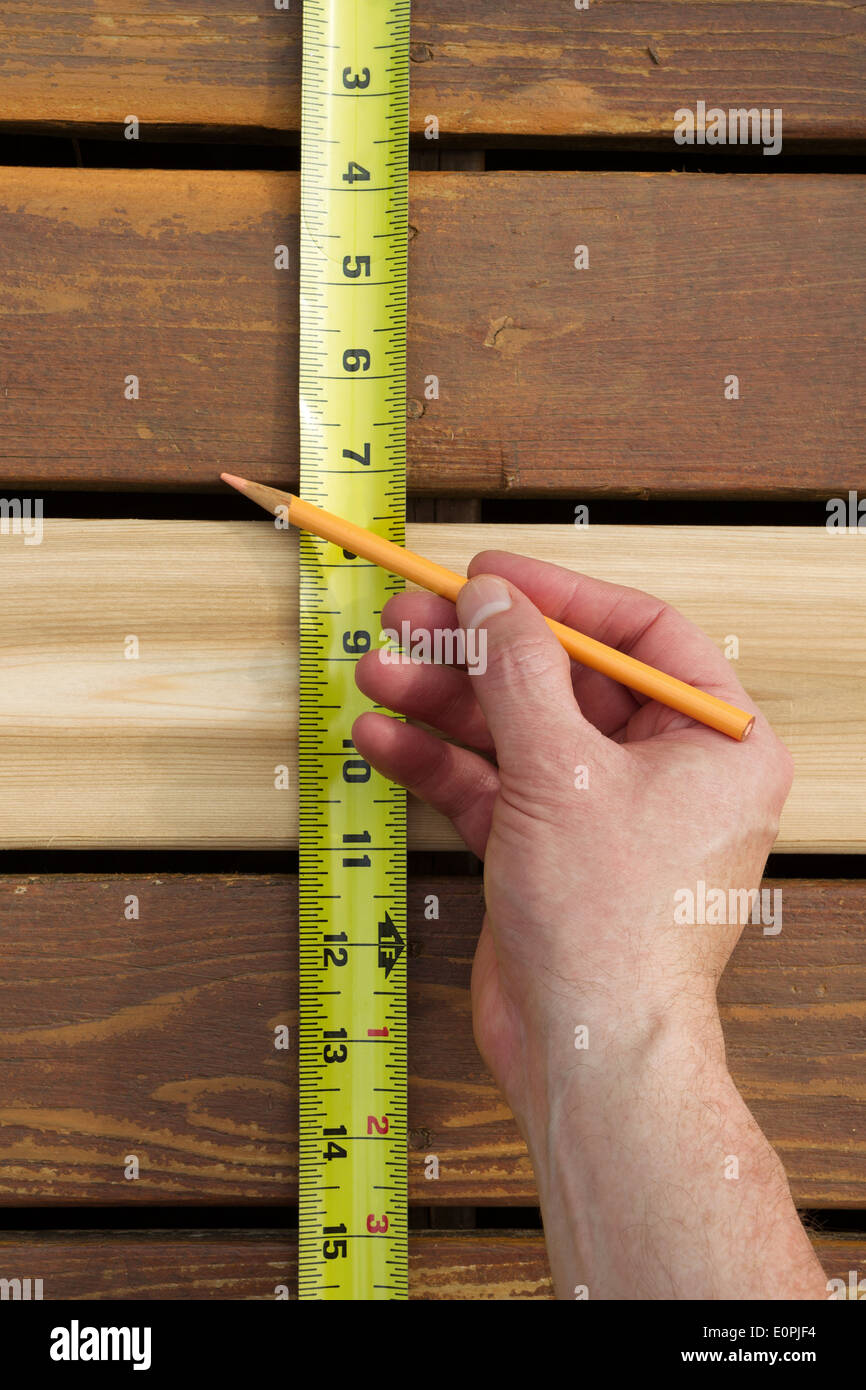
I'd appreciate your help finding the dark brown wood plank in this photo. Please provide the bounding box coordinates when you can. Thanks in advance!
[408,877,866,1207]
[0,1231,295,1301]
[0,3,863,143]
[0,1229,861,1299]
[404,173,866,499]
[0,875,861,1206]
[1,169,862,497]
[0,874,293,1204]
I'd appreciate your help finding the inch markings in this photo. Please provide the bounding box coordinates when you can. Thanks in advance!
[298,0,409,1301]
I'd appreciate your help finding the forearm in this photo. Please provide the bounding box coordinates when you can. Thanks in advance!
[523,1012,826,1301]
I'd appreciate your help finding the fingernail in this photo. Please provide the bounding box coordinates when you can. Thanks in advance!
[457,574,512,629]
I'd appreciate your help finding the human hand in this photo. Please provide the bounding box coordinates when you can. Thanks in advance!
[353,551,792,1136]
[352,551,824,1298]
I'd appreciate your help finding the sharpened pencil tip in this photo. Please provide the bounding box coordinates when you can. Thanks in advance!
[220,472,251,494]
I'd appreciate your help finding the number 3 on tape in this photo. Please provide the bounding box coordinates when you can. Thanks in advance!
[297,0,410,1301]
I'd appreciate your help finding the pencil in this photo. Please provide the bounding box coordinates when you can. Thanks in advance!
[221,473,755,742]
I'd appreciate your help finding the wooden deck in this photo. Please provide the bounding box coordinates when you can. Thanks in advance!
[0,1,863,1299]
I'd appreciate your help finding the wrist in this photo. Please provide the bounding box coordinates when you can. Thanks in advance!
[522,1011,740,1299]
[514,1016,824,1301]
[516,997,730,1177]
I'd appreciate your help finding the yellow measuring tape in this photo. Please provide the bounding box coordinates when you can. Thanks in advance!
[298,0,409,1299]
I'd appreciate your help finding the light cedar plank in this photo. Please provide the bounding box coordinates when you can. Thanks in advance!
[0,3,863,141]
[0,522,862,852]
[1,168,864,496]
[0,1231,861,1299]
[0,876,861,1206]
[410,524,866,854]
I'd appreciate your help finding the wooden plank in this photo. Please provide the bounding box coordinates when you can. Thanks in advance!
[0,521,862,852]
[0,874,292,1204]
[0,4,863,142]
[409,1231,866,1300]
[410,524,866,854]
[0,1229,861,1299]
[416,879,866,1208]
[0,1230,295,1301]
[1,169,863,496]
[0,875,862,1206]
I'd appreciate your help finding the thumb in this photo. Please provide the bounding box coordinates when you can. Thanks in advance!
[456,572,589,773]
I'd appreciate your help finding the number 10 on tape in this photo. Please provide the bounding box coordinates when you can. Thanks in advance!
[297,1,410,1299]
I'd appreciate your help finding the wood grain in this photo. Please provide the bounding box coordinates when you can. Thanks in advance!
[0,875,861,1206]
[0,3,862,142]
[1,169,863,495]
[0,521,862,852]
[0,1229,861,1299]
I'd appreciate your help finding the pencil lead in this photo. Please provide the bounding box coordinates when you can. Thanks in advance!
[220,472,251,494]
[220,473,295,519]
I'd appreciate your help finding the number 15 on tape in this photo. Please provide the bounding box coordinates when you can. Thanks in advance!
[297,0,410,1301]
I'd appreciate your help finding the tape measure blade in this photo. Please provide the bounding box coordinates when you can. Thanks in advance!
[299,0,409,1300]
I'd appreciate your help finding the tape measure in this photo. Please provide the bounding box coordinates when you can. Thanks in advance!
[297,0,410,1299]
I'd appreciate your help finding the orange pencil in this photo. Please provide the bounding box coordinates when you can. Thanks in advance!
[221,473,754,742]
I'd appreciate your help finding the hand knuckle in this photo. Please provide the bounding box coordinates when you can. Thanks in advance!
[486,635,559,685]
